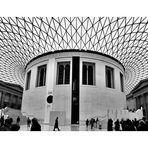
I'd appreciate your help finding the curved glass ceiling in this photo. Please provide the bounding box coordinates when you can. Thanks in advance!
[0,17,148,94]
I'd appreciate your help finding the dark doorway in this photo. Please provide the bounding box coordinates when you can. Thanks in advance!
[71,57,80,124]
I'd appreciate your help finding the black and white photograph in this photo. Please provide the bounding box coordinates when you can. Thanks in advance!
[0,17,147,132]
[0,1,148,148]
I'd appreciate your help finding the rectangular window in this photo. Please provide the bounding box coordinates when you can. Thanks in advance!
[25,70,31,90]
[57,62,70,85]
[36,64,47,87]
[120,72,124,92]
[106,66,114,88]
[82,62,95,85]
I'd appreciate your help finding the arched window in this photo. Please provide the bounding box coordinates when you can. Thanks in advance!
[25,70,31,90]
[57,62,70,85]
[36,64,47,87]
[82,62,95,85]
[106,66,114,88]
[120,72,124,92]
[40,68,45,86]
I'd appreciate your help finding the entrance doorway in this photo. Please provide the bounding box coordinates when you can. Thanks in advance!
[71,57,80,124]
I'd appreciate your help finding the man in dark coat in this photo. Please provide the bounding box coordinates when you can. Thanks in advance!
[107,118,113,131]
[53,117,60,131]
[114,119,120,131]
[16,116,20,124]
[27,117,31,128]
[86,119,89,128]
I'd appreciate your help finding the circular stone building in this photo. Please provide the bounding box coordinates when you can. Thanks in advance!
[22,50,126,125]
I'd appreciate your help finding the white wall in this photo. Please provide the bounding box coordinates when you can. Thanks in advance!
[79,56,126,124]
[52,57,72,124]
[22,60,48,120]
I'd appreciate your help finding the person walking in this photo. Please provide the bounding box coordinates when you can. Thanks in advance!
[16,116,20,124]
[27,117,31,130]
[90,118,94,130]
[86,119,89,129]
[96,118,99,128]
[53,117,60,131]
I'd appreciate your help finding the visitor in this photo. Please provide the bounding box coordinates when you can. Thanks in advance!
[99,120,102,130]
[0,115,4,127]
[30,118,41,131]
[145,121,148,131]
[16,116,20,124]
[133,118,139,130]
[90,118,94,130]
[27,117,31,129]
[11,123,20,131]
[86,119,89,128]
[114,119,120,131]
[122,119,136,131]
[0,118,12,131]
[137,120,146,131]
[107,118,113,131]
[96,118,99,128]
[53,117,60,131]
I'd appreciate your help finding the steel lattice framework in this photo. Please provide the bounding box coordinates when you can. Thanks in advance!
[0,17,148,94]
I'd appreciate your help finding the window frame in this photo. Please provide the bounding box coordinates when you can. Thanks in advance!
[25,70,31,90]
[36,64,47,87]
[56,61,70,85]
[105,66,115,89]
[120,72,124,92]
[82,62,95,85]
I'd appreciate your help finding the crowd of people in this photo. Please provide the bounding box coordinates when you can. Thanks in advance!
[86,118,102,130]
[0,115,42,131]
[2,114,148,131]
[0,116,21,131]
[85,117,148,131]
[0,115,60,131]
[107,117,148,131]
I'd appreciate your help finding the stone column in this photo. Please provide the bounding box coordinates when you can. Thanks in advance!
[44,58,55,124]
[8,93,11,107]
[135,96,138,110]
[15,96,19,109]
[138,95,142,109]
[142,93,146,117]
[143,93,148,119]
[0,91,2,108]
[1,91,6,108]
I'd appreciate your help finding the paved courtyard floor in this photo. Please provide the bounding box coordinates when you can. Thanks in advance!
[20,124,107,131]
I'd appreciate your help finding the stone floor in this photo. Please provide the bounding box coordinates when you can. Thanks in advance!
[20,124,107,131]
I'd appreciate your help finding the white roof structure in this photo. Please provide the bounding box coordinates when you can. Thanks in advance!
[0,17,148,94]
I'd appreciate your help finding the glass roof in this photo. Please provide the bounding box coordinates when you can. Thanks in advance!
[0,17,148,94]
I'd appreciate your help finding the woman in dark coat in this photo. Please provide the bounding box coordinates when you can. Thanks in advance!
[30,118,41,131]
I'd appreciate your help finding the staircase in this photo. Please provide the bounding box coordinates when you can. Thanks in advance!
[3,107,27,125]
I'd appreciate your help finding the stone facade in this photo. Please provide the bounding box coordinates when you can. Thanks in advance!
[126,78,148,119]
[0,80,23,110]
